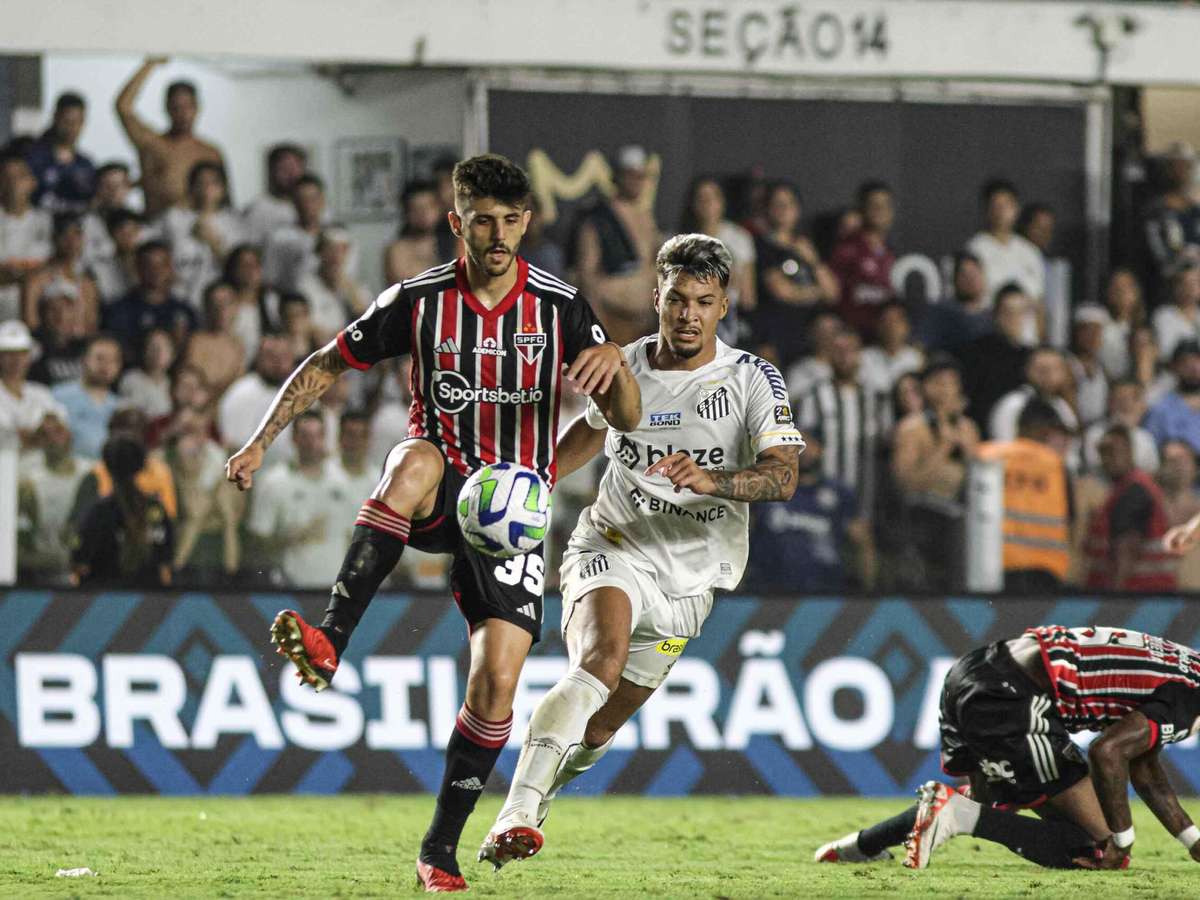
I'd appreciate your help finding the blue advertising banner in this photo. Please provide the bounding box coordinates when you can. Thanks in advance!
[3,590,1199,796]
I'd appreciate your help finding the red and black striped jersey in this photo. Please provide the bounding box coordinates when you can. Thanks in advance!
[1030,625,1200,731]
[335,257,607,486]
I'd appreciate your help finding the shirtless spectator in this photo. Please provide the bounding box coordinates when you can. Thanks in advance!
[26,92,95,214]
[384,179,441,283]
[181,281,245,396]
[244,143,307,247]
[0,154,53,320]
[571,145,661,345]
[21,213,99,334]
[82,162,135,266]
[115,57,225,217]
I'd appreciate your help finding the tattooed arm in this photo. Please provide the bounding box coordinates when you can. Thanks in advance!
[225,341,350,490]
[644,445,800,502]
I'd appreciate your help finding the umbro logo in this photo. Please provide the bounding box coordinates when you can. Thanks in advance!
[516,602,538,620]
[451,777,484,791]
[434,337,461,355]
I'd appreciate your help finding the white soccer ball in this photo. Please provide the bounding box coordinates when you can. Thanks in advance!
[456,462,551,557]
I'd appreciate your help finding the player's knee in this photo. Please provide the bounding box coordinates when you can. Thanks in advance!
[384,440,443,484]
[467,665,521,713]
[577,644,626,693]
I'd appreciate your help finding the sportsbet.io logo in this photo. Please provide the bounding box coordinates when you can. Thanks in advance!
[431,370,544,414]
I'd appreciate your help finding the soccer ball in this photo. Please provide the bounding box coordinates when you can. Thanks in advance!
[456,462,551,557]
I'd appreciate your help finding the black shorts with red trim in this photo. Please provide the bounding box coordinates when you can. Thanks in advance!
[1138,681,1200,749]
[406,438,545,642]
[939,642,1089,808]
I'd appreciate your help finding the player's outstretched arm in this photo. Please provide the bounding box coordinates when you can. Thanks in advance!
[225,341,350,491]
[646,445,800,502]
[555,414,608,481]
[566,342,641,433]
[1129,745,1200,861]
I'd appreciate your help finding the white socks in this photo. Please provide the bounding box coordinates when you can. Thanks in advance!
[549,734,616,798]
[499,667,610,822]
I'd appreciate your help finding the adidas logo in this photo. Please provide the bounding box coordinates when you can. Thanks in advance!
[515,602,538,620]
[434,337,461,355]
[451,777,484,791]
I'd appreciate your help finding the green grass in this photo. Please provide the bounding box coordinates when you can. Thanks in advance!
[1,795,1198,898]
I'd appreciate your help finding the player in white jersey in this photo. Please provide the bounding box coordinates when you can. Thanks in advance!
[478,233,804,869]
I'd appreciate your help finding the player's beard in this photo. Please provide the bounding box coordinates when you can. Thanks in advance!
[471,241,517,278]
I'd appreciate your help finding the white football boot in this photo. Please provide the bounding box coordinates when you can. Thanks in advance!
[814,831,895,863]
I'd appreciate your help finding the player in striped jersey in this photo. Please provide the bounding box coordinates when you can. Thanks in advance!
[816,625,1200,871]
[225,154,640,892]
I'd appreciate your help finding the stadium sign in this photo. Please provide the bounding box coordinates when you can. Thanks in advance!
[3,591,1200,796]
[8,1,1200,86]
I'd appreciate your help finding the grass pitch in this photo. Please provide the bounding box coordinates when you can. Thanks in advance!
[2,795,1198,898]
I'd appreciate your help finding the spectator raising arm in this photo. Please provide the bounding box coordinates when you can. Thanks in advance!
[114,57,168,155]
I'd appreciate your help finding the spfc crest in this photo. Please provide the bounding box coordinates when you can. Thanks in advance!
[513,331,547,364]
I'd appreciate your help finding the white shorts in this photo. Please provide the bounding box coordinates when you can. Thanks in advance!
[559,544,714,690]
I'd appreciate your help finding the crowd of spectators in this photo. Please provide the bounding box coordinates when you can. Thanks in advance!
[4,58,1200,594]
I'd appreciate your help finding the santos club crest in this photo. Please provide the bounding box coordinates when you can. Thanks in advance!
[696,385,731,421]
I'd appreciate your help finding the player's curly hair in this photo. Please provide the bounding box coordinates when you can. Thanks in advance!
[655,233,732,288]
[452,154,530,208]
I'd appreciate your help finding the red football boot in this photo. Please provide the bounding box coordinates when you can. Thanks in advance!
[416,858,468,892]
[269,609,338,692]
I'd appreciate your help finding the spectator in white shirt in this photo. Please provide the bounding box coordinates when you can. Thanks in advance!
[223,244,281,366]
[295,227,369,342]
[860,301,923,393]
[966,179,1045,304]
[118,327,175,420]
[1081,379,1159,476]
[89,209,144,305]
[681,175,757,346]
[17,410,90,582]
[988,346,1079,442]
[81,162,135,267]
[0,154,53,320]
[1099,267,1146,381]
[1152,263,1200,362]
[217,333,296,469]
[1068,305,1109,427]
[332,409,377,502]
[160,161,245,306]
[243,143,307,248]
[263,174,333,292]
[0,319,65,449]
[245,409,353,587]
[368,358,413,469]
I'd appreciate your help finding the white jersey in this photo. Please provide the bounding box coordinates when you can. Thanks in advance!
[577,336,805,596]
